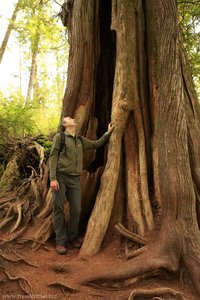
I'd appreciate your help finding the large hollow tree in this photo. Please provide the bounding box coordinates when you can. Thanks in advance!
[60,0,200,296]
[0,0,200,298]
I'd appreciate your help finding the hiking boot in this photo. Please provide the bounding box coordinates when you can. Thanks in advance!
[56,245,67,255]
[67,239,82,249]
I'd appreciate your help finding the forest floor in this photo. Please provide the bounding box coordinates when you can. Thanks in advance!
[0,236,199,300]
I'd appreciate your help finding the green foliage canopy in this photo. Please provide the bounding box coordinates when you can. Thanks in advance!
[178,0,200,97]
[0,0,67,139]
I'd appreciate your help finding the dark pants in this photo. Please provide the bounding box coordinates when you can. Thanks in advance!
[52,173,81,246]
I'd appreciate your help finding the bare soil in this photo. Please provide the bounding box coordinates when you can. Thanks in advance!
[0,236,198,300]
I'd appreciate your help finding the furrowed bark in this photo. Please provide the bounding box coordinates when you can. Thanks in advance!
[124,115,145,235]
[62,0,100,134]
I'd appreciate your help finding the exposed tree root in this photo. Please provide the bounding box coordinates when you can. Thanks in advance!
[31,214,53,250]
[125,246,147,259]
[10,203,22,233]
[30,179,41,208]
[12,246,38,267]
[0,200,26,234]
[0,203,13,226]
[0,268,33,295]
[115,223,146,245]
[37,189,52,219]
[81,236,180,286]
[86,269,172,291]
[0,215,14,230]
[48,281,78,294]
[16,180,32,195]
[128,287,186,300]
[0,195,18,205]
[27,141,45,178]
[10,227,27,242]
[0,138,51,246]
[0,227,27,245]
[0,247,38,267]
[16,238,49,247]
[0,202,12,211]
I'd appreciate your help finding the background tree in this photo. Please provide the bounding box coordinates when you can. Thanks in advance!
[26,24,41,103]
[0,0,68,134]
[14,0,67,104]
[0,0,22,64]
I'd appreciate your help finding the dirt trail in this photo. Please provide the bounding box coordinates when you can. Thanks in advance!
[0,238,198,300]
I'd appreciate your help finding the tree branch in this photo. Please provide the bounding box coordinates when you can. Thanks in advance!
[115,223,146,245]
[53,0,62,6]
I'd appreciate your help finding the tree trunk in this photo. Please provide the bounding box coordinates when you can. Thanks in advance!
[0,0,21,64]
[60,0,200,296]
[26,28,40,103]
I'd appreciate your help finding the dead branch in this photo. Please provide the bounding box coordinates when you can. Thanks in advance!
[115,223,146,245]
